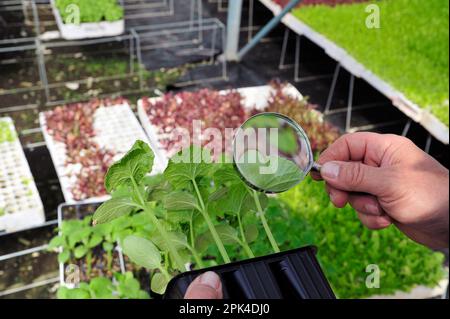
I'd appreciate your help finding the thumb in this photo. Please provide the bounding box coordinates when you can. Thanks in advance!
[184,272,223,299]
[320,161,389,196]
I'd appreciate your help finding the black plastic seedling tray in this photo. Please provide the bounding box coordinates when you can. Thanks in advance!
[164,246,335,299]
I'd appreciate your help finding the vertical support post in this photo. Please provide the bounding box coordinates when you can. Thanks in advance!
[225,0,243,61]
[131,29,144,91]
[324,63,340,114]
[346,74,355,132]
[247,0,255,43]
[35,38,50,105]
[425,134,432,154]
[279,28,290,70]
[294,35,301,82]
[237,0,302,61]
[31,0,41,38]
[210,25,218,64]
[402,119,412,137]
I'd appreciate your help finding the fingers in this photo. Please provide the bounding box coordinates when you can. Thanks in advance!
[326,187,392,230]
[326,184,348,208]
[347,194,384,216]
[317,132,393,165]
[357,212,392,230]
[184,272,223,299]
[321,161,390,196]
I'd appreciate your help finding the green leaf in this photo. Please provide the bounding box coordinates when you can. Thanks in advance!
[58,287,91,299]
[198,225,240,246]
[164,146,211,189]
[104,140,155,193]
[92,196,135,225]
[68,228,91,248]
[47,236,64,250]
[88,234,103,248]
[215,224,240,245]
[152,232,188,251]
[217,184,248,215]
[237,150,304,193]
[208,187,229,202]
[244,224,259,243]
[163,191,199,211]
[166,210,192,224]
[74,245,89,259]
[58,250,70,264]
[151,272,170,295]
[89,277,115,299]
[214,164,242,185]
[122,235,162,270]
[116,272,149,299]
[102,242,114,252]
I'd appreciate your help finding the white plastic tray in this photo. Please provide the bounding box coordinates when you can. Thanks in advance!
[137,84,304,171]
[40,102,161,204]
[51,0,125,40]
[0,117,45,233]
[258,0,449,144]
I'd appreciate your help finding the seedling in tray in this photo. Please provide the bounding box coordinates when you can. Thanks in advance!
[92,140,285,295]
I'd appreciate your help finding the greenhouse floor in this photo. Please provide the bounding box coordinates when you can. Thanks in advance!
[0,0,448,299]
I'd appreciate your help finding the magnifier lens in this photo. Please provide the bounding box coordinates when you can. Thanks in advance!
[233,113,314,193]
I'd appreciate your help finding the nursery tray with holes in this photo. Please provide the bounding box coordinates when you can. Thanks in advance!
[57,202,127,288]
[40,101,161,204]
[50,0,125,40]
[0,117,45,234]
[137,84,305,170]
[164,246,335,299]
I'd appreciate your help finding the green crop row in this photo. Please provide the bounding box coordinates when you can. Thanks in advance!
[278,177,445,298]
[293,0,449,126]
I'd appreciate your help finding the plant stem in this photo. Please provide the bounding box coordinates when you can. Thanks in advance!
[252,190,280,253]
[131,177,185,271]
[106,250,112,271]
[189,215,205,268]
[192,179,231,263]
[237,212,255,258]
[86,251,92,278]
[159,267,172,281]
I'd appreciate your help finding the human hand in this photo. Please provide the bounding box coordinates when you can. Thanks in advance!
[312,132,449,249]
[184,272,223,299]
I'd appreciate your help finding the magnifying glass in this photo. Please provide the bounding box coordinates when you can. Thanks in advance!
[233,112,322,193]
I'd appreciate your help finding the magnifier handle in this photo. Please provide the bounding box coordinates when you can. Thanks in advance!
[311,162,322,173]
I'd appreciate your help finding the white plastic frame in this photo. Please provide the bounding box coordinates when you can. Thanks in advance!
[0,117,45,233]
[40,101,162,204]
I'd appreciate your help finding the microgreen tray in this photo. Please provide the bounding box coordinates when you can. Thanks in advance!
[40,101,161,204]
[137,84,305,171]
[0,117,45,233]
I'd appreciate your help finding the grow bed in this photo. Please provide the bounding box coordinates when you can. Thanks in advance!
[53,202,151,299]
[278,176,448,299]
[258,0,449,144]
[51,0,125,40]
[39,98,161,203]
[137,83,305,169]
[55,203,126,289]
[0,117,45,233]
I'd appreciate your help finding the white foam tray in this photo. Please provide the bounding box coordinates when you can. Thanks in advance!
[0,117,45,233]
[258,0,449,144]
[51,0,125,40]
[137,84,304,171]
[40,102,162,204]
